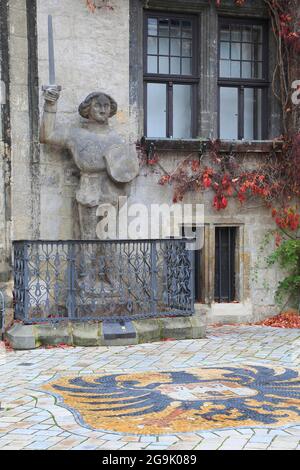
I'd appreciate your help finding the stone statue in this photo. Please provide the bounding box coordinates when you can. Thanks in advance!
[40,87,139,239]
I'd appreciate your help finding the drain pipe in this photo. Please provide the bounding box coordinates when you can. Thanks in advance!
[0,290,5,340]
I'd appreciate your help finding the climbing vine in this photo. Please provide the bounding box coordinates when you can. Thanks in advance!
[267,233,300,308]
[139,136,300,231]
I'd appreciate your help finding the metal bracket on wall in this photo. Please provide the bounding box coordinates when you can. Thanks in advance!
[146,141,156,163]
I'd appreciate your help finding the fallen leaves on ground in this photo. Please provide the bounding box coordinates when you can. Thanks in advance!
[43,343,74,349]
[255,311,300,329]
[0,339,15,352]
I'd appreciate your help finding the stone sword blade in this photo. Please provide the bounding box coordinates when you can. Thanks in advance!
[48,15,56,85]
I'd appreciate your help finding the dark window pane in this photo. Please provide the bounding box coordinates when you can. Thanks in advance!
[148,18,157,36]
[256,44,263,61]
[242,26,252,42]
[182,21,192,38]
[220,87,238,140]
[147,56,157,73]
[173,85,192,138]
[253,26,263,43]
[170,19,180,37]
[220,26,230,41]
[147,83,167,137]
[231,27,241,42]
[253,61,262,79]
[159,19,169,36]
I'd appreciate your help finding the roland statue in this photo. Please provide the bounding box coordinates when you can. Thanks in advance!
[40,87,139,239]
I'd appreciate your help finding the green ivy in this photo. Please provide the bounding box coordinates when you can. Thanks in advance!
[267,237,300,307]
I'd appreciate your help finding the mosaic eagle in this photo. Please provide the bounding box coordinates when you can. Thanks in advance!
[45,365,300,433]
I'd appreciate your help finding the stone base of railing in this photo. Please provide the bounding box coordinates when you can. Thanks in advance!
[5,312,206,350]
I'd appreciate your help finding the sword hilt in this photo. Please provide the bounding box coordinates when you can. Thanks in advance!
[42,85,62,92]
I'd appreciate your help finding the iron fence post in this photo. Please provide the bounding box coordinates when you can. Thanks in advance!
[0,290,5,340]
[67,242,76,319]
[190,246,195,313]
[150,241,158,316]
[23,243,29,322]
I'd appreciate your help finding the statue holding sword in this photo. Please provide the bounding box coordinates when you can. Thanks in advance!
[40,16,139,240]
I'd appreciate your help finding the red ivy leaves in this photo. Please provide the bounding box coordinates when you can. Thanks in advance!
[272,207,300,231]
[191,160,200,172]
[145,132,300,231]
[86,0,96,12]
[85,0,114,12]
[213,195,228,210]
[203,169,213,189]
[279,12,300,51]
[159,174,171,185]
[256,311,300,328]
[215,0,245,6]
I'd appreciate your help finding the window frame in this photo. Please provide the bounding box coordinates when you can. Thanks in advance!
[214,226,237,303]
[218,16,269,140]
[143,10,199,138]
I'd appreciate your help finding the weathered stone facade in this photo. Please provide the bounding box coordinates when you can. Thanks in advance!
[0,0,294,329]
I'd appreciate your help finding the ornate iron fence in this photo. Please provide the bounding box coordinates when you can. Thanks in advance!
[13,239,195,324]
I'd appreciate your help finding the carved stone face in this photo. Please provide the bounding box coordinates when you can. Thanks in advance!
[89,95,111,124]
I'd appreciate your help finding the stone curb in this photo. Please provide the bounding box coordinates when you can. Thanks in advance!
[5,312,207,350]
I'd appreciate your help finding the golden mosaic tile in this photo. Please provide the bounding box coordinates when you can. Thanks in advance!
[43,365,300,435]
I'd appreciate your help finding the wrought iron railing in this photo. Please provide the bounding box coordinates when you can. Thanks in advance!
[13,239,195,324]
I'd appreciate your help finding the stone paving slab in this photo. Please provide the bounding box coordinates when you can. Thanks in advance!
[0,325,299,450]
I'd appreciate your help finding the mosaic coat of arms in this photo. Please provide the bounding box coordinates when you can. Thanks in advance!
[44,365,300,434]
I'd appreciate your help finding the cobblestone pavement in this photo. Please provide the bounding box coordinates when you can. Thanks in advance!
[0,325,299,450]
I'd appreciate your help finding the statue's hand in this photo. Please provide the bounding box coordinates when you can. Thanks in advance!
[43,86,61,104]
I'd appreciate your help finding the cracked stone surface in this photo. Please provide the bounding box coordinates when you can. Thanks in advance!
[0,325,299,450]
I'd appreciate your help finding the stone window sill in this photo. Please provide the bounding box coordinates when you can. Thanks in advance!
[143,138,283,154]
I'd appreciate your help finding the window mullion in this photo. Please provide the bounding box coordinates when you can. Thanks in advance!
[168,81,173,138]
[238,86,244,140]
[228,228,232,301]
[253,87,258,139]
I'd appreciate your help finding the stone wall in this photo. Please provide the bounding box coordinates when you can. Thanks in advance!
[36,0,132,239]
[3,0,288,324]
[0,0,11,285]
[129,148,282,323]
[9,0,32,242]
